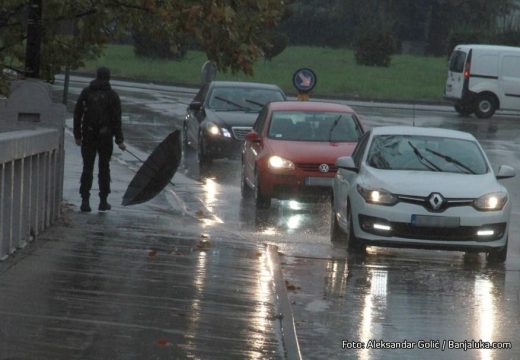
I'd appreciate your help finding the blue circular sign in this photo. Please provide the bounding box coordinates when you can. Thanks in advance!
[292,68,317,92]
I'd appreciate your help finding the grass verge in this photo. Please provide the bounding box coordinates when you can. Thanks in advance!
[81,44,449,102]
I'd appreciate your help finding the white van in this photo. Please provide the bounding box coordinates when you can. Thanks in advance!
[445,44,520,118]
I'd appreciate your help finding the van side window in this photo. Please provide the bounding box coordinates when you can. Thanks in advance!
[449,51,467,73]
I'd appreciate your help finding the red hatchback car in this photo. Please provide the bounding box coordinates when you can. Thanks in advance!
[241,101,364,209]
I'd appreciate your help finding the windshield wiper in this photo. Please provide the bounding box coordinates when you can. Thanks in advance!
[407,141,441,171]
[328,115,343,142]
[213,96,250,111]
[425,148,476,174]
[244,99,264,108]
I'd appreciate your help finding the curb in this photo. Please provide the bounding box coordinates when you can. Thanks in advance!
[266,244,302,360]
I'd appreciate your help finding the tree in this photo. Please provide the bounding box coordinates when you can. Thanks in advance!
[0,0,287,94]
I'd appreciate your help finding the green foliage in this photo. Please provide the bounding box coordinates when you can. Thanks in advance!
[131,15,188,60]
[447,29,520,56]
[447,31,486,57]
[354,32,396,67]
[0,0,287,95]
[262,32,288,61]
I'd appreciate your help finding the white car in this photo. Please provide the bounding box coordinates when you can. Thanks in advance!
[331,126,515,263]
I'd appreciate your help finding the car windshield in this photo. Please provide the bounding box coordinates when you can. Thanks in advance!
[267,111,362,142]
[366,135,488,174]
[207,87,285,111]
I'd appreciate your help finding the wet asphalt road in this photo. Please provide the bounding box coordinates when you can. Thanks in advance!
[56,77,520,359]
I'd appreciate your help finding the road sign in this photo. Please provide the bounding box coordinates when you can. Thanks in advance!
[292,68,317,93]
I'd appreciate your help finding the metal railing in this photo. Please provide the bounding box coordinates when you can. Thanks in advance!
[0,128,64,260]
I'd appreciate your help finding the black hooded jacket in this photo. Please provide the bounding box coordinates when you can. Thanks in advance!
[73,79,124,144]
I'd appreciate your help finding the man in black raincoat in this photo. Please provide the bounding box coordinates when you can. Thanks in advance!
[73,66,126,212]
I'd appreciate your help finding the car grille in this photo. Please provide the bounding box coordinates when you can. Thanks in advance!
[296,163,338,173]
[390,223,506,241]
[231,127,252,141]
[396,194,473,212]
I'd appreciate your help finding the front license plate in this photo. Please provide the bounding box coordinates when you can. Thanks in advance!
[411,215,460,228]
[304,177,333,187]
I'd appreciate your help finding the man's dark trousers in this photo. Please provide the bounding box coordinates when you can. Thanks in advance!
[79,136,113,199]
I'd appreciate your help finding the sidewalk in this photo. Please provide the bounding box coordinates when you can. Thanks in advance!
[0,128,294,359]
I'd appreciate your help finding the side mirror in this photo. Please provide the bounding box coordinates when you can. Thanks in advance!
[496,165,516,179]
[245,131,261,143]
[189,101,202,111]
[336,156,358,172]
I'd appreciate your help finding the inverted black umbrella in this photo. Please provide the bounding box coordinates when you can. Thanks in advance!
[122,130,182,206]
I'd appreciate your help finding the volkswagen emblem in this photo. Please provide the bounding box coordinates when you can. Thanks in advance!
[428,193,445,211]
[319,164,330,173]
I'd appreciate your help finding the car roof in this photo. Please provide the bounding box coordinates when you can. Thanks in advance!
[210,80,283,90]
[370,126,477,141]
[455,44,520,53]
[268,101,355,113]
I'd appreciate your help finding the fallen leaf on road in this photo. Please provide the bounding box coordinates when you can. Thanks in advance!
[148,250,157,258]
[156,337,173,348]
[285,280,301,292]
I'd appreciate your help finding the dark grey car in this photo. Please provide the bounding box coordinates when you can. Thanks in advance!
[183,81,286,164]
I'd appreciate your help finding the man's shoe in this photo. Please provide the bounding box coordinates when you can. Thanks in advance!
[99,199,111,211]
[80,199,91,212]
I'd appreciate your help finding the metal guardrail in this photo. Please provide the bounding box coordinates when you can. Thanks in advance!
[0,128,64,260]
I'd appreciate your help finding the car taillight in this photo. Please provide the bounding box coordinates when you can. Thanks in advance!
[464,60,471,79]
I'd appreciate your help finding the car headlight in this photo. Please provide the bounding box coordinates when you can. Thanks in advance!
[356,184,398,206]
[268,156,295,170]
[205,122,231,138]
[473,192,508,211]
[206,122,220,136]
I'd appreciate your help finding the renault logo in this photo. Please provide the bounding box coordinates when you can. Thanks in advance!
[319,164,330,173]
[428,193,445,211]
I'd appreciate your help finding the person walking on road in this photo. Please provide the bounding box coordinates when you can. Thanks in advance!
[73,66,126,212]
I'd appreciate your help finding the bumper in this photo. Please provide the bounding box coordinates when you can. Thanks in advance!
[260,170,334,200]
[204,135,243,159]
[351,194,510,251]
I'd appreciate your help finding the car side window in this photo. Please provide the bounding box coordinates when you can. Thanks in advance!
[352,131,370,167]
[253,107,268,134]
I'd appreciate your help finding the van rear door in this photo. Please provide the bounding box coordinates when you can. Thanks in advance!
[445,49,467,99]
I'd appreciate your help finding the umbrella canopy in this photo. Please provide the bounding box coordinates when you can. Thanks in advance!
[122,130,182,206]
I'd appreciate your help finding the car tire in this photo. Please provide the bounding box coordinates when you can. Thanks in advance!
[254,170,271,209]
[330,199,347,243]
[454,102,473,117]
[486,237,508,264]
[241,160,253,198]
[474,94,497,119]
[346,205,365,253]
[198,132,212,165]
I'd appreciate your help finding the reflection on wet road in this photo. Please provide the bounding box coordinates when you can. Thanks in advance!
[282,250,519,359]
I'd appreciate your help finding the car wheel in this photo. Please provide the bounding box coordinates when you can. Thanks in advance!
[454,102,473,116]
[241,160,253,198]
[330,199,347,243]
[474,94,497,119]
[346,205,365,253]
[198,132,212,165]
[486,237,508,264]
[254,170,271,209]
